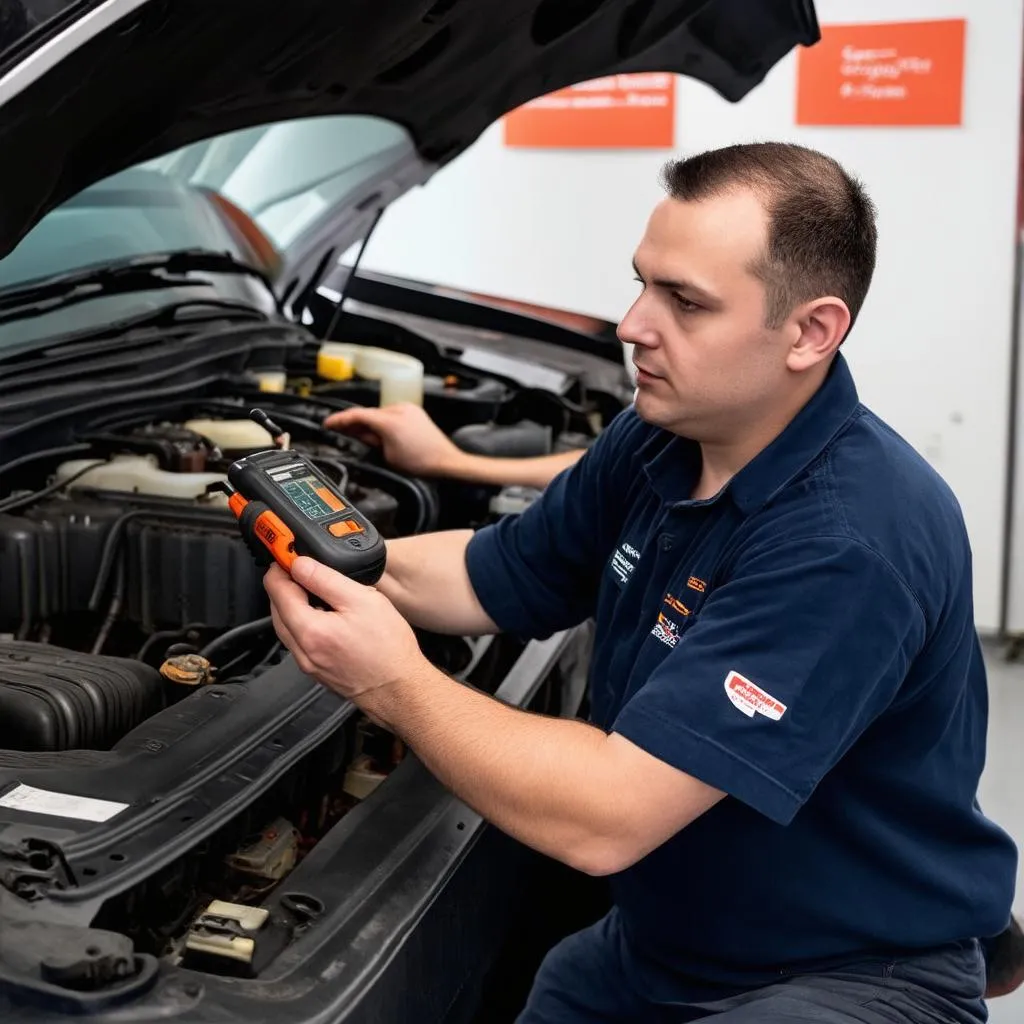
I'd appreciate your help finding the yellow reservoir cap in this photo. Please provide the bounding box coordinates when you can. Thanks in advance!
[318,343,357,381]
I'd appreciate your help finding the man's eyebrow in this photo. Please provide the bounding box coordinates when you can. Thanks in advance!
[632,258,720,305]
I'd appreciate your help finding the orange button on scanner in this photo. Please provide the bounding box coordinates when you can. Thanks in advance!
[328,518,365,537]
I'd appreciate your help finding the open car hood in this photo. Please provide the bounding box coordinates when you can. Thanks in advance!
[0,0,819,304]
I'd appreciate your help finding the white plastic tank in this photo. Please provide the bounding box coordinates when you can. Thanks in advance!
[254,370,287,393]
[183,419,274,452]
[362,349,424,408]
[54,455,228,503]
[317,342,424,407]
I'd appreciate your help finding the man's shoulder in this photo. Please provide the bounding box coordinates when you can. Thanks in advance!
[754,403,962,524]
[830,405,967,528]
[764,404,971,607]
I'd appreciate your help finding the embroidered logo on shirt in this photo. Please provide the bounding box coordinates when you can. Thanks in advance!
[687,576,707,593]
[610,542,641,585]
[651,611,680,648]
[663,593,691,617]
[724,671,787,721]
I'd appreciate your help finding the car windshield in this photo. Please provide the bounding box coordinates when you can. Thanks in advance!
[139,114,410,251]
[0,114,409,294]
[0,114,411,348]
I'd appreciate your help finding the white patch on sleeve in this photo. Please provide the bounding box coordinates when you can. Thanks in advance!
[724,671,787,721]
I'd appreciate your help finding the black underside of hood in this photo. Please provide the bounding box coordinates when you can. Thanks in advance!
[0,0,818,258]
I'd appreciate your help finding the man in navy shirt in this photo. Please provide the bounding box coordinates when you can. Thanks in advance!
[265,141,1018,1022]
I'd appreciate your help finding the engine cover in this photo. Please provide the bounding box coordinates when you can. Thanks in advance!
[126,517,267,632]
[0,475,400,637]
[0,642,164,752]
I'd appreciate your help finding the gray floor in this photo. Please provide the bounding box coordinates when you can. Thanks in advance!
[978,643,1024,1023]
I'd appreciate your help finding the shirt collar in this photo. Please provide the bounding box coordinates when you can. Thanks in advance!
[729,353,861,514]
[640,354,862,513]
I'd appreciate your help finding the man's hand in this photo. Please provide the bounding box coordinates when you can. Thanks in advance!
[264,557,430,703]
[324,403,467,478]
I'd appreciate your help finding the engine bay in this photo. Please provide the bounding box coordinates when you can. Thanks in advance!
[0,313,621,998]
[1,411,411,669]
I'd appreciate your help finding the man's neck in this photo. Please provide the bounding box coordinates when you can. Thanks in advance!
[692,438,764,502]
[690,378,825,501]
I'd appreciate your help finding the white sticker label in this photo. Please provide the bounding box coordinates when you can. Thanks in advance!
[610,542,641,585]
[0,784,128,823]
[724,671,787,721]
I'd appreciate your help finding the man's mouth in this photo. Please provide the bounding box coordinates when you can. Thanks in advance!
[633,364,662,382]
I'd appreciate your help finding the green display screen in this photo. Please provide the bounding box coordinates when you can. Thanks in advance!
[280,473,338,520]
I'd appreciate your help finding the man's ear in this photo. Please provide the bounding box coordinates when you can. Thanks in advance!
[786,297,851,372]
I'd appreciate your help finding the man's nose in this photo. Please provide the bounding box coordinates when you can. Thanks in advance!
[617,301,659,349]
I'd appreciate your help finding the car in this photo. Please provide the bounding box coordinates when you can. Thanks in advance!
[0,2,820,1021]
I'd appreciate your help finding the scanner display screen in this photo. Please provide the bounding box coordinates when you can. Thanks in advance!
[278,472,345,521]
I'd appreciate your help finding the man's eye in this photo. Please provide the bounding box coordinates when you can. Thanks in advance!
[673,294,701,312]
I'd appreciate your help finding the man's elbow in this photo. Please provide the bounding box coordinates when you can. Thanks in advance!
[563,836,645,878]
[562,806,704,876]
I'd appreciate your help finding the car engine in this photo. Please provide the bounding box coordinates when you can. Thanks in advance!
[0,327,615,979]
[0,413,413,671]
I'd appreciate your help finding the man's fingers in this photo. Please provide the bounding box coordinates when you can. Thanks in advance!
[264,563,323,638]
[324,407,387,434]
[269,603,306,665]
[323,409,386,450]
[322,408,358,429]
[290,556,365,611]
[264,567,327,677]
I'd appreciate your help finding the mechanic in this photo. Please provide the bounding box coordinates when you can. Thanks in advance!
[265,141,1020,1023]
[324,401,1024,1009]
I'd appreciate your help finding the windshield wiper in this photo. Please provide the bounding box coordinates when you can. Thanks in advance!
[0,249,279,326]
[0,298,281,370]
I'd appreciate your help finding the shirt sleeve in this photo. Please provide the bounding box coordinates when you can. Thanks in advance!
[612,534,927,826]
[465,408,647,639]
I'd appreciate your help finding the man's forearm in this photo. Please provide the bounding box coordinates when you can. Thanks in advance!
[360,666,635,876]
[443,449,584,490]
[377,531,498,635]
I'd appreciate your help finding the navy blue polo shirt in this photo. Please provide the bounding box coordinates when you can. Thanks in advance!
[465,353,1018,984]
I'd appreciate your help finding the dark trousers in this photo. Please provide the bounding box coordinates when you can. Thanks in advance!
[516,908,989,1023]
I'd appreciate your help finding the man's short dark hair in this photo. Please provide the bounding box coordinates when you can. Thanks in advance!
[660,142,877,337]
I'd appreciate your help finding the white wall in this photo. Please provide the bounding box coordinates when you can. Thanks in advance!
[360,1,1024,631]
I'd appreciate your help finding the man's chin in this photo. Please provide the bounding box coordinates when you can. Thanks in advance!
[632,392,697,441]
[632,390,669,425]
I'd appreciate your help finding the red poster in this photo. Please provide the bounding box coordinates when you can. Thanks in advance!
[796,19,966,126]
[503,73,675,149]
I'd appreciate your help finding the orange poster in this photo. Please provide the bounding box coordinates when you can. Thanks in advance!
[796,19,966,126]
[504,73,675,149]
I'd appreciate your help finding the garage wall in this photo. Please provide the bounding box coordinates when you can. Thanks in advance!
[359,1,1024,632]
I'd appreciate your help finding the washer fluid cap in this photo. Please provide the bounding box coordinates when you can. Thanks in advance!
[317,342,357,381]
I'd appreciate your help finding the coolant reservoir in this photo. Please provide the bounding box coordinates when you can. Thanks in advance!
[55,455,228,502]
[353,347,424,407]
[183,419,274,452]
[317,343,424,406]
